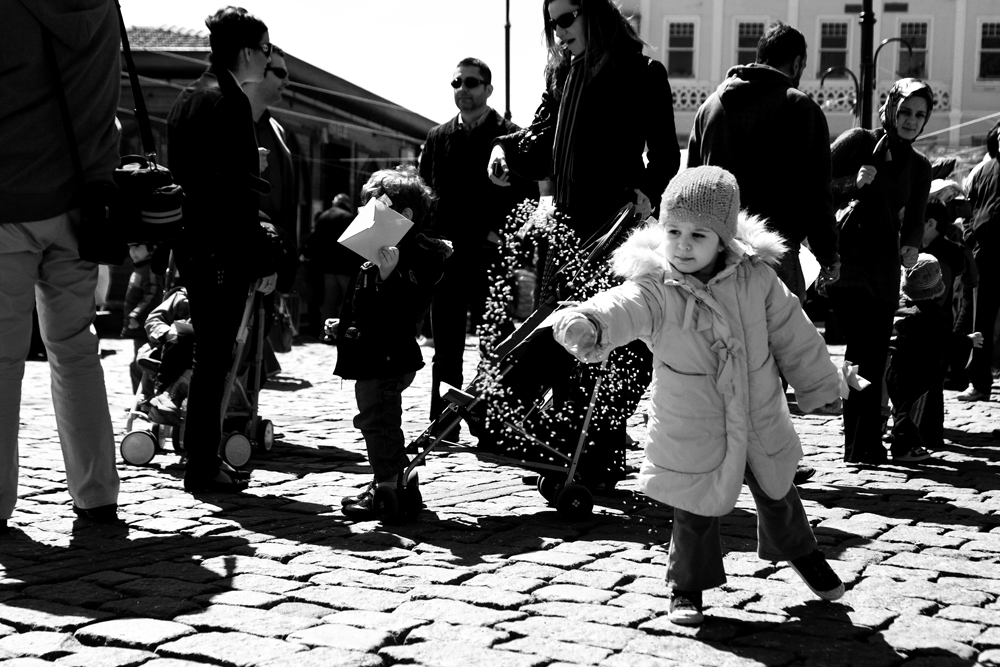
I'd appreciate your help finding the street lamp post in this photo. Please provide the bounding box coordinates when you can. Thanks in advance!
[859,0,876,129]
[505,0,512,121]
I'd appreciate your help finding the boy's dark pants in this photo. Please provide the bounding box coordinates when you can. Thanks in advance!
[354,373,416,483]
[667,466,817,592]
[886,365,944,454]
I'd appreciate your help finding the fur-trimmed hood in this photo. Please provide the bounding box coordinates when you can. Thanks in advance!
[610,211,788,283]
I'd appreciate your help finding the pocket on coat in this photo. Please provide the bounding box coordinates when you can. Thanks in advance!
[647,363,727,474]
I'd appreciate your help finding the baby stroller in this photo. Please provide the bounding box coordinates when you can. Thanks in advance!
[120,285,275,468]
[376,203,643,522]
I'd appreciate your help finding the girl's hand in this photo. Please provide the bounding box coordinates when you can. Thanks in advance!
[487,145,511,187]
[553,313,597,359]
[970,332,984,349]
[856,165,876,189]
[377,246,400,281]
[634,189,652,220]
[900,245,918,268]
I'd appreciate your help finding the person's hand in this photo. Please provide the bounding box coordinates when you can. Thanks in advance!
[487,144,511,187]
[814,397,843,414]
[553,313,597,359]
[970,332,984,348]
[856,165,876,189]
[816,261,841,295]
[258,147,270,174]
[376,246,400,281]
[633,189,652,220]
[127,316,140,330]
[164,325,179,343]
[900,245,919,268]
[256,272,277,294]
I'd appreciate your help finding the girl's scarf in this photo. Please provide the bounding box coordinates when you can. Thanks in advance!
[551,51,609,205]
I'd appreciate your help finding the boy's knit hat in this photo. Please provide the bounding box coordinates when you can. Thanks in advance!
[660,166,740,246]
[901,253,946,302]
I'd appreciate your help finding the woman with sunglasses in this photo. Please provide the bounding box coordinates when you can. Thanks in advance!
[489,0,680,238]
[486,0,680,492]
[166,6,278,493]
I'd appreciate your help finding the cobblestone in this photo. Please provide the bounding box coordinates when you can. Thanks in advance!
[0,338,997,665]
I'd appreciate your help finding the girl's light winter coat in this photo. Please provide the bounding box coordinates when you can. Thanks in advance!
[556,214,841,516]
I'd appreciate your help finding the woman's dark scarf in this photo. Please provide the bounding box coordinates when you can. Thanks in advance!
[875,78,934,162]
[550,50,609,205]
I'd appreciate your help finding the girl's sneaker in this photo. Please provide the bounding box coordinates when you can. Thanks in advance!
[668,589,704,626]
[894,446,932,462]
[789,549,845,600]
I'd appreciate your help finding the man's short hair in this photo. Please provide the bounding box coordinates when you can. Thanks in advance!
[987,119,1000,159]
[205,6,268,71]
[360,165,435,225]
[456,57,491,86]
[756,21,807,68]
[925,201,955,234]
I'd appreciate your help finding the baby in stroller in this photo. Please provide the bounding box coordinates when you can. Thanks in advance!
[140,286,193,425]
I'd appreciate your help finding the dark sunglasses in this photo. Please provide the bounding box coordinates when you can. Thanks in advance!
[548,9,581,30]
[450,76,485,90]
[266,65,288,80]
[253,42,273,57]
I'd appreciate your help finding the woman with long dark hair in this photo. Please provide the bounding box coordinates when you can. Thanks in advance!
[489,0,679,237]
[826,78,934,464]
[484,0,680,490]
[167,6,278,493]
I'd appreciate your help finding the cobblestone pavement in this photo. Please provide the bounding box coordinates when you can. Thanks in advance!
[2,334,1000,667]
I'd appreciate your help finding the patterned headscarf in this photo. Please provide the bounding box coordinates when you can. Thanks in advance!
[879,78,934,142]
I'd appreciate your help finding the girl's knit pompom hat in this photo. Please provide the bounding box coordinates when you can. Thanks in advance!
[659,165,740,247]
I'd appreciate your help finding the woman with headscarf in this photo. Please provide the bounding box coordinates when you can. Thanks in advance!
[826,78,934,465]
[488,0,680,239]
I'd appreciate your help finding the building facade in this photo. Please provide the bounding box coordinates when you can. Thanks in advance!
[621,0,1000,147]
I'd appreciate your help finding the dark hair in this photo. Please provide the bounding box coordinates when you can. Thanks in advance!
[205,6,268,72]
[360,165,435,225]
[988,119,1000,159]
[542,0,644,88]
[270,44,285,58]
[924,201,954,234]
[456,57,492,86]
[756,21,806,68]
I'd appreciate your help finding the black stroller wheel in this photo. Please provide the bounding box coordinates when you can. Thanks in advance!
[536,476,559,504]
[556,483,594,519]
[373,485,401,523]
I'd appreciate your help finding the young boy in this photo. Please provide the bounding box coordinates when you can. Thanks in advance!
[551,166,847,626]
[886,254,983,461]
[144,285,194,423]
[336,166,451,520]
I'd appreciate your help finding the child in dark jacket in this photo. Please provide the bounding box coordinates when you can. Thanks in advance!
[886,254,982,461]
[335,166,451,520]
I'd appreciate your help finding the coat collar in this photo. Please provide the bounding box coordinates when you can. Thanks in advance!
[610,211,788,285]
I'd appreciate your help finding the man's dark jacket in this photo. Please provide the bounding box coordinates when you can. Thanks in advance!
[419,108,535,248]
[688,64,839,267]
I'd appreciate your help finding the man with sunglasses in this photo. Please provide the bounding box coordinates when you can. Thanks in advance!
[419,57,536,434]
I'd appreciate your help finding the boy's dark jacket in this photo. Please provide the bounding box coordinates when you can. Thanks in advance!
[334,232,449,379]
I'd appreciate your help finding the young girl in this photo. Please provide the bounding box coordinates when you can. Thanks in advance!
[551,166,846,625]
